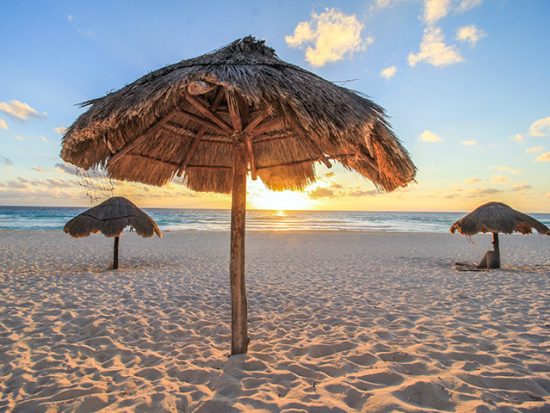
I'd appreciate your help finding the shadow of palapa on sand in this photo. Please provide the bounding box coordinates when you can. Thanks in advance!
[455,263,550,274]
[193,355,251,413]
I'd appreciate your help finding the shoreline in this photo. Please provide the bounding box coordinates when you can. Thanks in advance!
[3,227,550,237]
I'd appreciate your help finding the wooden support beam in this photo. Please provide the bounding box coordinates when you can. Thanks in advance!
[492,232,501,269]
[113,236,119,270]
[287,118,332,169]
[186,80,215,96]
[108,112,178,166]
[176,109,228,135]
[230,141,249,355]
[226,91,243,133]
[243,110,270,134]
[104,137,115,155]
[226,91,257,180]
[246,138,257,180]
[177,87,226,177]
[361,155,378,172]
[343,146,377,171]
[247,118,285,138]
[185,94,233,134]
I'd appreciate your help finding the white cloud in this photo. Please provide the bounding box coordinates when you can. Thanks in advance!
[55,163,79,175]
[285,8,371,67]
[12,134,49,143]
[423,0,450,25]
[461,139,477,146]
[369,0,402,14]
[456,25,485,46]
[419,129,442,142]
[0,100,44,121]
[347,189,379,197]
[526,145,544,154]
[490,175,509,184]
[374,0,394,8]
[309,187,334,199]
[456,0,482,13]
[536,152,550,162]
[380,66,397,79]
[464,177,482,184]
[493,165,520,175]
[408,26,463,67]
[511,133,524,142]
[67,14,96,38]
[0,118,7,130]
[512,184,531,192]
[467,187,502,197]
[529,116,550,137]
[55,126,67,135]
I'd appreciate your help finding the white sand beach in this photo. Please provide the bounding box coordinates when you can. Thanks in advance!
[0,230,549,412]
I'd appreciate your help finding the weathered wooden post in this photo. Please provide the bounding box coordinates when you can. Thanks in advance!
[113,236,119,270]
[229,138,249,354]
[491,232,501,269]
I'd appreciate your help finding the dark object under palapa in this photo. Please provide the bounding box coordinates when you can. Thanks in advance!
[450,202,549,269]
[64,196,162,269]
[61,36,416,354]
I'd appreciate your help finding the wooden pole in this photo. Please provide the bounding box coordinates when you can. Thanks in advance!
[230,140,249,354]
[492,232,501,269]
[113,236,119,270]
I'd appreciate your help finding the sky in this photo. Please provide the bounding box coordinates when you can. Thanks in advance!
[1,0,549,212]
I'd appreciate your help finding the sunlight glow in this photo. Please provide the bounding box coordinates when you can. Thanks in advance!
[249,190,313,210]
[248,181,314,210]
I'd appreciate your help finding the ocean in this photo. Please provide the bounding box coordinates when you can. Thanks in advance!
[1,206,549,233]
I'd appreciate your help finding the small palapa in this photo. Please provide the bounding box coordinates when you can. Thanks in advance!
[451,202,549,269]
[64,196,162,269]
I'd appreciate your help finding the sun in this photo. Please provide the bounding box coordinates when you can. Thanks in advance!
[248,181,314,210]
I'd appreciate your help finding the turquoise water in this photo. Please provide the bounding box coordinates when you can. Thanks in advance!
[1,206,549,233]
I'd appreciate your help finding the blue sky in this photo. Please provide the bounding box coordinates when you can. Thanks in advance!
[1,0,549,211]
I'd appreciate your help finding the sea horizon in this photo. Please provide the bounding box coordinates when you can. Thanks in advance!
[3,203,550,214]
[2,205,550,233]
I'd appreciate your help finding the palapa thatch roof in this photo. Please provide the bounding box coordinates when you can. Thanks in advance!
[64,196,162,238]
[61,36,416,193]
[450,202,550,236]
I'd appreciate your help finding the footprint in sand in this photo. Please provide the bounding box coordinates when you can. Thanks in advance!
[306,342,355,358]
[357,371,404,387]
[394,381,455,411]
[320,382,370,411]
[135,367,163,381]
[348,352,378,367]
[378,351,416,363]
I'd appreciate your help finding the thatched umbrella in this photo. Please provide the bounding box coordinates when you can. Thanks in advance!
[64,196,162,269]
[450,202,549,269]
[61,36,416,354]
